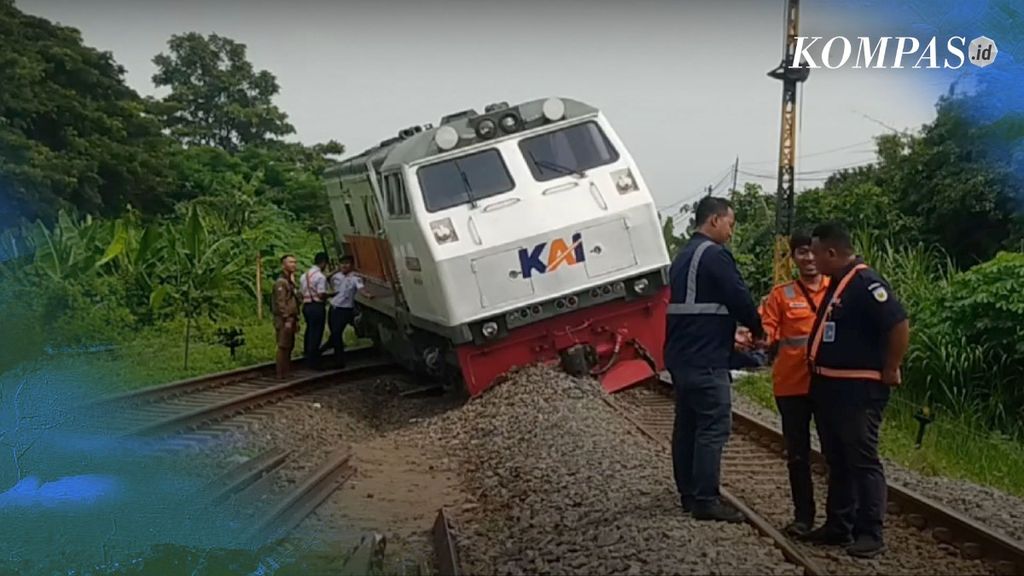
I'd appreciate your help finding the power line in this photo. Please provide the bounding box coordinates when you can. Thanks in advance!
[738,160,875,180]
[656,163,736,213]
[743,139,877,166]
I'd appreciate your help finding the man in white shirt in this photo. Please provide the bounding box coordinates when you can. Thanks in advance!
[299,252,329,369]
[322,255,373,368]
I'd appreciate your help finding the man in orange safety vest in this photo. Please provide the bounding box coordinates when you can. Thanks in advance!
[758,231,830,537]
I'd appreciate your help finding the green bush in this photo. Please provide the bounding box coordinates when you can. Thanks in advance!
[936,252,1024,359]
[853,241,1024,436]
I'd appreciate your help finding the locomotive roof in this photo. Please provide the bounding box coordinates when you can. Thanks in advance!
[324,97,599,179]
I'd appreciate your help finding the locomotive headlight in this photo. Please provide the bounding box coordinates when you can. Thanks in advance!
[543,97,565,122]
[633,278,650,294]
[435,125,459,150]
[430,218,459,245]
[481,321,499,339]
[475,118,497,139]
[499,113,522,133]
[612,168,638,194]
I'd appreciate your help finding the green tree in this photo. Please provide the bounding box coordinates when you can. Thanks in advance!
[728,183,776,298]
[792,96,1022,267]
[878,97,1021,265]
[0,1,176,227]
[794,166,917,251]
[660,212,686,256]
[151,33,295,151]
[152,33,345,223]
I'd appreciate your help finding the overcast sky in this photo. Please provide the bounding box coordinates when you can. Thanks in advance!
[20,0,957,221]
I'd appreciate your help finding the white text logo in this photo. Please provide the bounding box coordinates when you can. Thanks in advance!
[789,36,997,69]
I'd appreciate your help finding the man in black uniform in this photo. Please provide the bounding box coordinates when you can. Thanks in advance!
[802,222,910,558]
[665,196,765,523]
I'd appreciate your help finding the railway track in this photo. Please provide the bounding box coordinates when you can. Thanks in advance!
[204,444,357,546]
[89,349,398,439]
[606,376,1024,576]
[79,350,406,556]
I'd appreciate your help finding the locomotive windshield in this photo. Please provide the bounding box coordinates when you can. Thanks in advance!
[417,148,515,213]
[519,121,619,182]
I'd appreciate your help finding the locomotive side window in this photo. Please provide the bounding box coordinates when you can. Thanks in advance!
[383,172,411,218]
[383,175,394,214]
[417,149,514,213]
[397,174,410,215]
[344,202,356,228]
[519,121,620,182]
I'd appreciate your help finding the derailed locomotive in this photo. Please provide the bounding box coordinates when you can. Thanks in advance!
[321,97,670,395]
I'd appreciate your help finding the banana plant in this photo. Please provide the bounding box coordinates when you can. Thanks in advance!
[149,204,247,369]
[27,210,109,283]
[95,208,165,292]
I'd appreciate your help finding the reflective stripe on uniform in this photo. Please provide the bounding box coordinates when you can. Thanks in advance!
[808,263,867,362]
[779,336,809,347]
[667,302,729,314]
[808,263,877,380]
[668,241,730,316]
[814,367,883,380]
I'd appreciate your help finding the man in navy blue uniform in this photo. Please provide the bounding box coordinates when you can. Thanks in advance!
[665,196,765,523]
[801,222,910,558]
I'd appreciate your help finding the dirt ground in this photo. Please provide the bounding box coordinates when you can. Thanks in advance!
[288,382,472,573]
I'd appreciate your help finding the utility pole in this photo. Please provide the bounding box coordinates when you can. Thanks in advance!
[732,156,740,194]
[768,0,810,285]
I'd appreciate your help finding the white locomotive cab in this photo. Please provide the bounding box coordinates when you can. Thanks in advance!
[385,99,670,329]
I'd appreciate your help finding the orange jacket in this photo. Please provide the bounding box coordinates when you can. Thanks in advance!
[759,276,831,397]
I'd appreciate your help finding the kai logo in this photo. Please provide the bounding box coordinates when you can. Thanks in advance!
[518,233,586,279]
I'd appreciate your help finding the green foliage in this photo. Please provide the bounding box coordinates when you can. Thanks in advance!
[793,95,1022,267]
[0,2,176,227]
[728,183,776,298]
[151,33,295,151]
[795,168,915,240]
[936,252,1024,357]
[1,5,345,231]
[0,198,314,373]
[830,234,1024,436]
[659,212,685,256]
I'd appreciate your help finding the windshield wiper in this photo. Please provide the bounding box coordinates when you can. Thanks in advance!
[453,159,479,208]
[528,151,585,179]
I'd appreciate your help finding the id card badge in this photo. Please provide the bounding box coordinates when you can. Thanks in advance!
[822,322,836,343]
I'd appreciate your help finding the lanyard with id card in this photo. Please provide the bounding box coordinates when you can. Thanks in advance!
[822,321,836,343]
[821,298,839,343]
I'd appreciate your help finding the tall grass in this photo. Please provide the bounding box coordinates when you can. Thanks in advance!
[850,231,1024,438]
[735,373,1024,496]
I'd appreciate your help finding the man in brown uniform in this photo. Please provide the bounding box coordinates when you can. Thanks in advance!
[272,254,300,379]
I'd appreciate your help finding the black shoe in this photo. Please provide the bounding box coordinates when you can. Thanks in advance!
[784,520,813,537]
[692,502,745,523]
[681,497,696,513]
[847,536,887,558]
[800,525,854,546]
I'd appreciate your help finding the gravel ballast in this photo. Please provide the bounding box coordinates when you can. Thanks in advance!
[409,365,803,575]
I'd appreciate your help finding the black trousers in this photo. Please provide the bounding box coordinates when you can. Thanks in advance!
[670,366,732,507]
[302,302,326,368]
[322,306,355,367]
[776,394,815,525]
[810,376,890,542]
